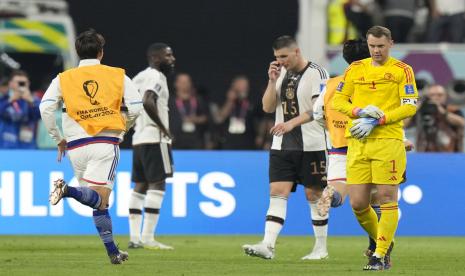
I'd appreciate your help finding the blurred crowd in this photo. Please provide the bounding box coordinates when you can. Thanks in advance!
[329,0,465,44]
[0,69,463,152]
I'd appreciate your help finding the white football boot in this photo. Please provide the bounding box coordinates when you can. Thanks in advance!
[142,240,174,250]
[301,249,329,260]
[243,242,275,259]
[317,184,335,217]
[49,179,67,205]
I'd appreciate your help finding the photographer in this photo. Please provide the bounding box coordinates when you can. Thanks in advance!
[0,70,40,148]
[407,84,465,152]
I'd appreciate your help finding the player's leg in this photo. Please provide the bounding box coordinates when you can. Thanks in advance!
[128,182,146,248]
[128,145,147,249]
[243,180,293,259]
[364,138,405,270]
[140,143,174,250]
[301,150,328,260]
[243,150,296,259]
[85,143,128,264]
[317,153,348,216]
[365,189,381,257]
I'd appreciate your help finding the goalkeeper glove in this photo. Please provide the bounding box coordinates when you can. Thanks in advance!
[350,117,381,139]
[352,105,384,119]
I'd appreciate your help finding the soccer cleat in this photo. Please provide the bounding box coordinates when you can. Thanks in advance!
[384,242,394,270]
[317,185,335,217]
[128,241,144,249]
[301,250,329,260]
[49,179,67,205]
[363,256,384,271]
[364,248,374,258]
[142,240,174,250]
[242,242,275,259]
[109,250,129,264]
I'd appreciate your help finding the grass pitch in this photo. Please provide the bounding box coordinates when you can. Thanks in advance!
[0,235,463,275]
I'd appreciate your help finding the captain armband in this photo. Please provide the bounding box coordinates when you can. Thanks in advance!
[401,98,417,106]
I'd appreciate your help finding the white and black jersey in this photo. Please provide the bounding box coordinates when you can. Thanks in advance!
[271,62,329,151]
[132,67,171,145]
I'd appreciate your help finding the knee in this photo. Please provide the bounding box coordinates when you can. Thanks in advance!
[350,197,369,211]
[133,183,148,194]
[148,181,166,191]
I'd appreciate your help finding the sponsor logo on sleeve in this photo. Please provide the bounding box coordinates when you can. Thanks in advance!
[154,83,162,92]
[402,98,417,106]
[336,82,344,92]
[320,83,326,92]
[404,84,415,95]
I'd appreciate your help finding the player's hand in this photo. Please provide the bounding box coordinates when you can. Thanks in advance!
[57,139,67,162]
[404,139,414,151]
[268,61,281,82]
[349,118,379,139]
[357,105,384,119]
[162,130,173,140]
[270,122,294,136]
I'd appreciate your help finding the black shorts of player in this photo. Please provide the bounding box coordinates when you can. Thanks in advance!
[269,150,327,190]
[132,143,174,183]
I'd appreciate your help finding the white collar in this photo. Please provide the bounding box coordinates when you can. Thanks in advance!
[78,59,100,67]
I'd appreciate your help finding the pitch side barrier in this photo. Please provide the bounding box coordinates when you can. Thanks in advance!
[0,150,462,236]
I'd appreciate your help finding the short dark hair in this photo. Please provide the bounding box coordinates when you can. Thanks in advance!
[366,25,392,40]
[343,39,370,64]
[75,29,105,59]
[147,42,169,58]
[272,35,297,50]
[9,69,29,81]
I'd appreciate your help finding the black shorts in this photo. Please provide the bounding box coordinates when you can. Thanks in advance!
[132,143,174,183]
[269,150,327,189]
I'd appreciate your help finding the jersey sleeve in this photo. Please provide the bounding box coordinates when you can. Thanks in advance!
[383,65,418,124]
[308,67,329,98]
[332,64,358,117]
[312,87,325,126]
[142,71,163,96]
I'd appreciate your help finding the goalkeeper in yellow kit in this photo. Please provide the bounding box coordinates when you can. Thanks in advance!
[332,26,418,271]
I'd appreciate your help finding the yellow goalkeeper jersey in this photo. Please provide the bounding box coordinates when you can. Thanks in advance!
[332,57,418,140]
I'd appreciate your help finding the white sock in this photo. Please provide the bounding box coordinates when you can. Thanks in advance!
[310,201,328,252]
[128,191,145,243]
[141,190,165,243]
[263,196,287,248]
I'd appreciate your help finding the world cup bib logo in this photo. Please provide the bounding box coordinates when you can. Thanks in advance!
[83,80,100,105]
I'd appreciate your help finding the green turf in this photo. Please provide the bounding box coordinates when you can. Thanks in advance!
[0,235,464,275]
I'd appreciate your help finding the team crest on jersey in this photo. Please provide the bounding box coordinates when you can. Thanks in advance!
[404,84,415,94]
[336,82,344,92]
[384,73,395,81]
[285,88,295,100]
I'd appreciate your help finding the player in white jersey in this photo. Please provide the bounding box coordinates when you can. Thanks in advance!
[243,36,330,260]
[40,29,143,264]
[127,43,175,250]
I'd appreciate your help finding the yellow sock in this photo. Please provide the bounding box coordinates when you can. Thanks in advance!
[375,202,399,256]
[353,206,378,241]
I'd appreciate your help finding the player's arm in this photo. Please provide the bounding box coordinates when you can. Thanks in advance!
[332,66,358,117]
[271,70,327,136]
[270,98,317,136]
[143,90,171,139]
[382,65,418,124]
[122,75,143,130]
[39,77,64,145]
[262,61,281,113]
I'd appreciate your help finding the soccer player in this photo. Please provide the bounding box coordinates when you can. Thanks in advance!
[40,29,143,264]
[243,36,329,260]
[127,43,175,250]
[332,26,418,270]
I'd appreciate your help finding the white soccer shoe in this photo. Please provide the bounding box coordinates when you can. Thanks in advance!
[243,242,275,259]
[142,240,174,250]
[49,179,67,205]
[301,250,329,260]
[317,184,335,217]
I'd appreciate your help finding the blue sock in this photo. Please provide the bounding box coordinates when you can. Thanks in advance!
[93,209,119,255]
[65,186,102,209]
[368,205,382,251]
[371,205,381,221]
[330,190,343,207]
